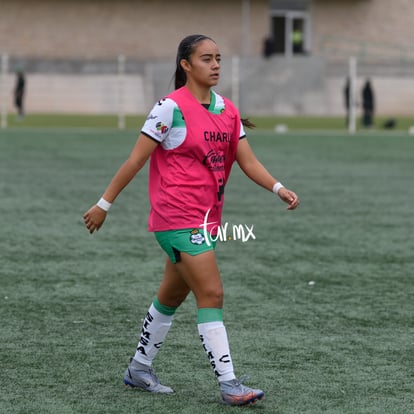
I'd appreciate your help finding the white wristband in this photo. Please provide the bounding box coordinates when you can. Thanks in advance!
[97,197,112,211]
[272,182,285,194]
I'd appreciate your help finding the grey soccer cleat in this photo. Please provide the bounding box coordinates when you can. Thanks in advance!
[123,358,174,394]
[220,376,264,406]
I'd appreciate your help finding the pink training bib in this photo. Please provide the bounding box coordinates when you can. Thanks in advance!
[148,86,241,233]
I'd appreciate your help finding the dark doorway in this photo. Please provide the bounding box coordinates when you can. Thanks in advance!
[272,16,286,54]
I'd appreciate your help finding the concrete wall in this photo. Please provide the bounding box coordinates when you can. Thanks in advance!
[3,55,414,117]
[3,0,414,61]
[2,0,414,117]
[0,0,268,59]
[312,0,414,59]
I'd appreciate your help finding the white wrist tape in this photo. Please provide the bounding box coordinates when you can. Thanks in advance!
[272,182,285,195]
[97,197,112,211]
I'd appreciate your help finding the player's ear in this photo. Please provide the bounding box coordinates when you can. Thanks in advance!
[180,58,191,73]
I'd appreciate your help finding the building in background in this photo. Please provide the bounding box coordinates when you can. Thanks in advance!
[2,0,413,60]
[1,0,414,117]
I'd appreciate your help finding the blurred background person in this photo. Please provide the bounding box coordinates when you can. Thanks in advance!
[14,66,25,120]
[361,78,375,128]
[292,24,304,54]
[343,77,350,127]
[262,36,275,58]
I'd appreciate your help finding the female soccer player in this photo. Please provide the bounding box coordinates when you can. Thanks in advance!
[83,34,299,406]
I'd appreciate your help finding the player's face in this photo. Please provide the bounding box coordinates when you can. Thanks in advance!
[184,39,221,87]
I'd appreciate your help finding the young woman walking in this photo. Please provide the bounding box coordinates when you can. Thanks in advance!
[83,34,299,406]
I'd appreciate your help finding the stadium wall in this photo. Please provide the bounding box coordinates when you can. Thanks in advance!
[2,0,414,61]
[2,55,414,117]
[312,0,414,60]
[2,0,414,117]
[0,0,268,59]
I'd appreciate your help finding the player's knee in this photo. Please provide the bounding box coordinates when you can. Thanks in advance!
[197,286,223,307]
[158,288,190,308]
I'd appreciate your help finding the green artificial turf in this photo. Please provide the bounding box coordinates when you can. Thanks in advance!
[0,127,413,413]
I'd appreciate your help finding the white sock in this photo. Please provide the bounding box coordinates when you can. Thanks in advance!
[133,303,173,366]
[198,321,236,382]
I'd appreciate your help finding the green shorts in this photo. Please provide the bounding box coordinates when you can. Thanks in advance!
[154,228,217,263]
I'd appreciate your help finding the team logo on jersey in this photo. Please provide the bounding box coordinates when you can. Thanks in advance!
[156,121,169,134]
[203,149,225,172]
[189,229,205,245]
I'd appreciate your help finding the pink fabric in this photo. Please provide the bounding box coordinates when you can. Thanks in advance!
[148,87,240,232]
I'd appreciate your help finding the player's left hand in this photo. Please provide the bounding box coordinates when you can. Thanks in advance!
[83,205,108,234]
[278,188,299,210]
